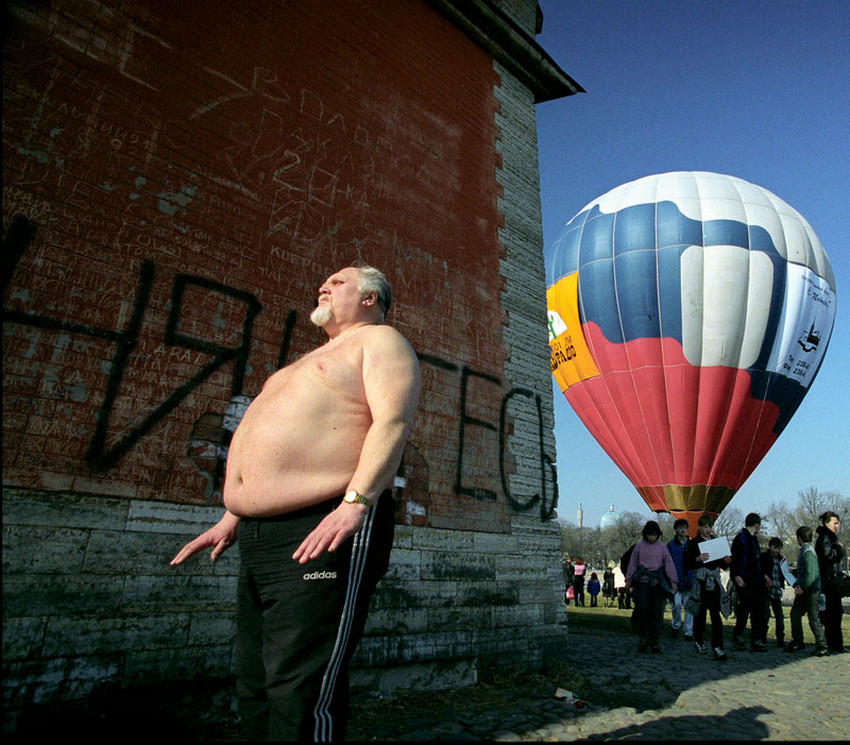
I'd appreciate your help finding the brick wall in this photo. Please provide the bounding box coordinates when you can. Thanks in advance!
[2,0,574,726]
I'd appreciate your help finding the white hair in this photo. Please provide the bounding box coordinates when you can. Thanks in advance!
[353,265,392,320]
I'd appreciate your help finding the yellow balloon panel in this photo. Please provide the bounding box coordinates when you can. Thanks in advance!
[547,273,600,391]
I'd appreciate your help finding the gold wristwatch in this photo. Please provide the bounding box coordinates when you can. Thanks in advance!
[343,490,372,508]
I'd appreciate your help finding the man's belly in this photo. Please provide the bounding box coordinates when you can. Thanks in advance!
[223,466,353,517]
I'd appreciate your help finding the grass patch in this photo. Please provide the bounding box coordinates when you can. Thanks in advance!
[565,599,850,645]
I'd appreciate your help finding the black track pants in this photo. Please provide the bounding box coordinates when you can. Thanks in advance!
[235,492,394,742]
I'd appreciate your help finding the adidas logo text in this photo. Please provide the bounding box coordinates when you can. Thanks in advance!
[303,571,338,581]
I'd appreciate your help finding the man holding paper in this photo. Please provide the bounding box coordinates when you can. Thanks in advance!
[685,513,732,661]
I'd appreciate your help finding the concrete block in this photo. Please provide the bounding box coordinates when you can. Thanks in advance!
[2,617,48,661]
[457,581,520,607]
[126,499,226,535]
[3,655,120,708]
[411,527,476,553]
[492,602,543,628]
[1,489,128,530]
[124,645,234,683]
[427,605,494,632]
[420,551,496,581]
[383,547,421,581]
[2,525,89,574]
[494,552,550,581]
[120,573,237,613]
[472,530,520,554]
[350,657,476,694]
[84,529,238,576]
[2,574,124,617]
[364,607,429,636]
[42,614,191,657]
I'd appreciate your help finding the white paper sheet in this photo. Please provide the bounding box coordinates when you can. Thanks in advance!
[699,536,731,563]
[780,558,797,587]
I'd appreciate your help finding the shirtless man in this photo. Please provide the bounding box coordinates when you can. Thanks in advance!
[171,265,421,742]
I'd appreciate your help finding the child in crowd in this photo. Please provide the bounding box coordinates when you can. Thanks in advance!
[761,537,787,647]
[785,525,828,656]
[587,572,601,607]
[666,518,694,641]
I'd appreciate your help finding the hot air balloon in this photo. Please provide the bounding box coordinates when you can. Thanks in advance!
[546,171,836,534]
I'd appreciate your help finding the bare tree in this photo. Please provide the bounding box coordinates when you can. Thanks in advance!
[597,510,645,567]
[793,486,831,528]
[713,506,743,540]
[763,500,795,548]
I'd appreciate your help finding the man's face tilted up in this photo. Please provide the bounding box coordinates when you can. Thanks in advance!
[310,267,374,331]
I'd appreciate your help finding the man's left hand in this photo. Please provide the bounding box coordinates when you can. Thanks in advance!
[292,502,369,564]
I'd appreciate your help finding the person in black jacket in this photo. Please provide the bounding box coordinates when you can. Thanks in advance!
[602,563,616,608]
[730,513,769,652]
[685,513,732,661]
[815,511,847,654]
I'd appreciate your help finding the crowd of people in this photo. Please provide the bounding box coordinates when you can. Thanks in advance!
[560,510,847,660]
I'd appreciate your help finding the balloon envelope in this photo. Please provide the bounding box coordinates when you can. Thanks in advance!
[546,172,836,531]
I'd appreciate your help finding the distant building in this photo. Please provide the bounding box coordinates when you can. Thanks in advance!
[600,504,621,529]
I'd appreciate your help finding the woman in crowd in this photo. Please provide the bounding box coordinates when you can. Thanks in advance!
[572,557,587,607]
[815,511,847,654]
[625,521,678,653]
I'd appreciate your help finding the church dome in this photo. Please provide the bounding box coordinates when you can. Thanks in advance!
[600,504,621,529]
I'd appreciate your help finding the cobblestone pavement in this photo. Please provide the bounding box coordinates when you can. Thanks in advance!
[356,620,850,742]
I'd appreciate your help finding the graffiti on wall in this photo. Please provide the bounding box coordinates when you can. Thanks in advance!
[2,215,556,520]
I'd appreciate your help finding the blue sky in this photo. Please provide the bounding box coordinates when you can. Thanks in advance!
[535,0,849,528]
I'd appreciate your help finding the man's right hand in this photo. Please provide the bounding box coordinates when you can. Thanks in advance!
[170,510,240,565]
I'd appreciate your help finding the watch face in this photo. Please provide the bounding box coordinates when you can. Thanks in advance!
[345,491,368,506]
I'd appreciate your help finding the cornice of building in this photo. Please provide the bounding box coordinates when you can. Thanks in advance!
[426,0,584,103]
